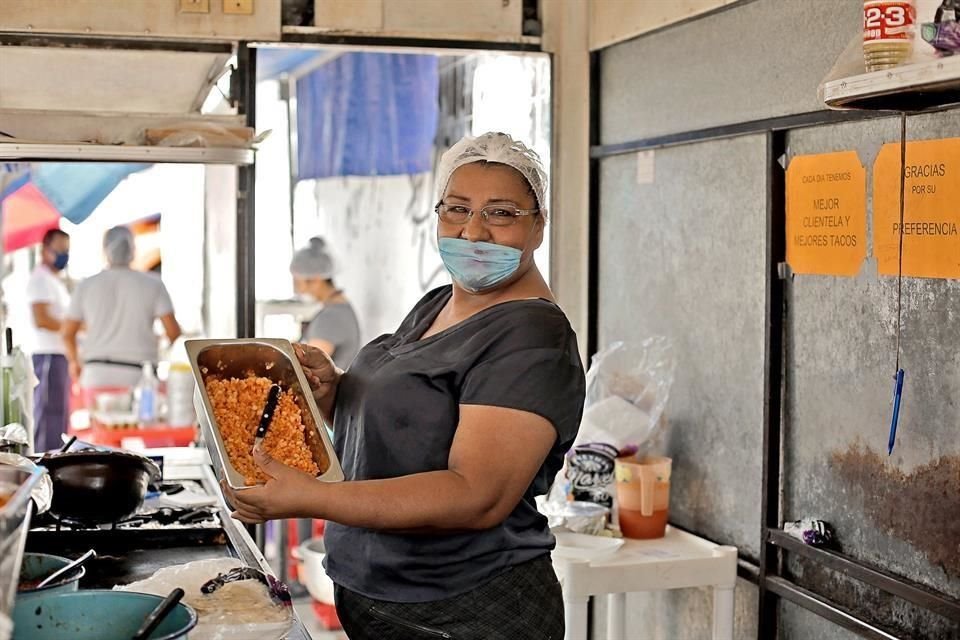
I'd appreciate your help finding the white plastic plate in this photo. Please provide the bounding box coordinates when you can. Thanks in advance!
[553,532,625,561]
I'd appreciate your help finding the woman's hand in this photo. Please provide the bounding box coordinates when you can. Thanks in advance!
[221,448,325,524]
[293,342,341,422]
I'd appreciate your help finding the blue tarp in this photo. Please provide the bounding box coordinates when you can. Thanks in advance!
[256,48,319,82]
[295,53,438,179]
[30,163,149,224]
[0,163,148,224]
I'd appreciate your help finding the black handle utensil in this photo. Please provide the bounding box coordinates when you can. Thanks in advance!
[58,435,78,454]
[131,588,185,640]
[253,384,282,451]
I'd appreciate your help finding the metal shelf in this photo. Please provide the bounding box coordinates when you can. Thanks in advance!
[766,529,960,624]
[822,55,960,112]
[277,26,542,52]
[0,142,254,164]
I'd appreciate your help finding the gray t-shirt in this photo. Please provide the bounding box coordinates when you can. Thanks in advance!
[324,286,585,602]
[66,268,174,366]
[302,302,361,369]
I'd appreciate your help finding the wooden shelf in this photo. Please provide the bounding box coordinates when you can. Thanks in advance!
[822,55,960,112]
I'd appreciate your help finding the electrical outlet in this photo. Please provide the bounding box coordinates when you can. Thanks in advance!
[179,0,210,13]
[222,0,253,15]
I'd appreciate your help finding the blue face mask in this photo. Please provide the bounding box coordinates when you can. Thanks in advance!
[52,252,69,271]
[438,237,522,293]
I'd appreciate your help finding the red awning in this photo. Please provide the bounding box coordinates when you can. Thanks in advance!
[1,183,61,253]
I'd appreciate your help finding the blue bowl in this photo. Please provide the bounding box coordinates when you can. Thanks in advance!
[16,552,86,598]
[13,590,198,640]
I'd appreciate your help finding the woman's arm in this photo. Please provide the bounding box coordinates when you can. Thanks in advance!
[223,404,556,530]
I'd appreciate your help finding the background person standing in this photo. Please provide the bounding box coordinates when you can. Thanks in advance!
[62,225,181,390]
[25,228,72,451]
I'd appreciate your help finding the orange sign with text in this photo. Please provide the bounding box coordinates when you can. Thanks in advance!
[786,151,867,276]
[874,137,960,279]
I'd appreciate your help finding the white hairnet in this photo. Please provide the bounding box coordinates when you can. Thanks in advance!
[104,225,135,266]
[290,237,336,279]
[435,132,548,218]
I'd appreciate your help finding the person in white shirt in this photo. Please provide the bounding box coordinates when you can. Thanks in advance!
[25,228,72,451]
[62,225,182,391]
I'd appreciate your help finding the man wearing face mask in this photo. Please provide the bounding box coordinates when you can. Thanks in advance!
[25,228,72,451]
[289,237,361,369]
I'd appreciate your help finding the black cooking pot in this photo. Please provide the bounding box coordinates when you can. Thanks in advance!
[38,450,161,525]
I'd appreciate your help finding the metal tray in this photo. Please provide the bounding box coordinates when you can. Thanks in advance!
[185,339,343,489]
[0,464,45,620]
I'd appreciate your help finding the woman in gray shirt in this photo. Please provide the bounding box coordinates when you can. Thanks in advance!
[226,133,585,640]
[290,237,361,369]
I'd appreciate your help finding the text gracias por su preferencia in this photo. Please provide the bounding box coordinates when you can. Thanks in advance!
[796,162,955,248]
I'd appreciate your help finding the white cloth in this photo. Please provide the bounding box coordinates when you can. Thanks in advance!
[24,264,70,355]
[66,268,174,387]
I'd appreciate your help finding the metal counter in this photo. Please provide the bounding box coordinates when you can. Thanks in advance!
[24,449,313,639]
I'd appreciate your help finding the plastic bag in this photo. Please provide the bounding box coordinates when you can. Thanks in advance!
[0,425,28,454]
[0,452,52,514]
[143,123,270,149]
[578,338,675,454]
[549,338,675,516]
[3,348,37,453]
[117,558,293,640]
[536,496,611,536]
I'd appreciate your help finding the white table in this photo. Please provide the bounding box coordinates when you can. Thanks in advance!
[553,527,738,640]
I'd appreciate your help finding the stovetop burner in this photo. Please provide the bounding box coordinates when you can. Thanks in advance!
[27,481,228,553]
[32,506,220,531]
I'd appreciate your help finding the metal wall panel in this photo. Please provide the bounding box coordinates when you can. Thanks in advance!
[784,110,960,613]
[599,0,860,145]
[0,0,282,41]
[596,1,960,636]
[778,599,864,640]
[597,134,767,563]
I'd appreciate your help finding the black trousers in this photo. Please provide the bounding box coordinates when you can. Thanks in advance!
[334,555,564,640]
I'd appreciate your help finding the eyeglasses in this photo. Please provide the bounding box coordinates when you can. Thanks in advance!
[435,203,539,227]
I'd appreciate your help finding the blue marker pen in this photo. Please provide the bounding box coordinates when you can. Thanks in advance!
[888,369,905,455]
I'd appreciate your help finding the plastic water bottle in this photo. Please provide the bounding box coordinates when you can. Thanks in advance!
[2,328,21,427]
[166,362,196,426]
[135,362,158,425]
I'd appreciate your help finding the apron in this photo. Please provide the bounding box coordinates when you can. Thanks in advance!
[334,556,564,640]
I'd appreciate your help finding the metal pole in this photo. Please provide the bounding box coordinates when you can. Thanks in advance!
[235,42,260,546]
[236,42,257,341]
[586,51,601,359]
[758,129,788,638]
[281,77,298,252]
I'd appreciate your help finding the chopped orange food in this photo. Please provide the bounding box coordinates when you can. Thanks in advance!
[205,376,319,484]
